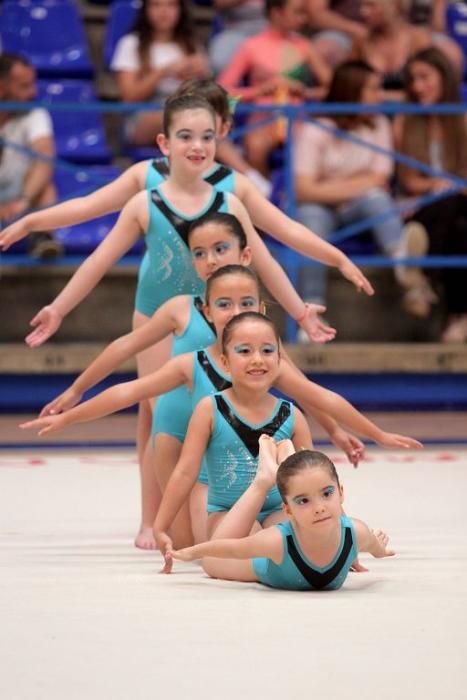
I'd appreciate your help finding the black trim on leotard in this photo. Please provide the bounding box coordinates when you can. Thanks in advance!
[286,526,354,590]
[214,394,291,458]
[194,297,216,336]
[197,351,231,392]
[205,165,232,187]
[150,190,224,245]
[150,159,170,178]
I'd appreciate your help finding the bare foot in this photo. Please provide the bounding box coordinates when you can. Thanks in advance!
[276,439,295,464]
[134,526,157,550]
[255,434,279,487]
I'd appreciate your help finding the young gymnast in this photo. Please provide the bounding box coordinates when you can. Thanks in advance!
[14,93,338,550]
[21,307,421,547]
[169,438,395,590]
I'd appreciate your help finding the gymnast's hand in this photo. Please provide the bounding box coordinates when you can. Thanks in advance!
[338,258,374,297]
[298,303,336,343]
[19,413,69,436]
[0,216,31,250]
[378,432,423,449]
[26,305,63,347]
[156,531,174,574]
[40,387,82,417]
[330,427,365,468]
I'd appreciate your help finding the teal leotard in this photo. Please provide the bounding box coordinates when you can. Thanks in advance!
[135,160,237,317]
[134,187,228,317]
[191,349,232,485]
[252,515,358,591]
[151,297,216,441]
[204,393,294,522]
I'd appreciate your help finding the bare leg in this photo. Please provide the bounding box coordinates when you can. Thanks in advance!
[152,433,193,549]
[133,310,172,549]
[203,436,280,580]
[189,483,208,544]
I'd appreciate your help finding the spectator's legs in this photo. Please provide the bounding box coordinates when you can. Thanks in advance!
[339,188,402,255]
[296,202,337,304]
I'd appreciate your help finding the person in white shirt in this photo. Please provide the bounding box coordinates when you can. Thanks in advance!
[0,53,61,259]
[111,0,210,146]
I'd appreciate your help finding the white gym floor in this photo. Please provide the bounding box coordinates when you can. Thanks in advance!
[1,444,466,700]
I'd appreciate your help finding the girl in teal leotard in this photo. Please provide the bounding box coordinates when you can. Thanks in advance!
[170,440,395,589]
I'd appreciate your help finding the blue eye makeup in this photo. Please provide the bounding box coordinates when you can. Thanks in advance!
[214,298,231,308]
[233,344,251,354]
[240,297,257,308]
[261,343,277,354]
[293,496,309,505]
[214,242,231,255]
[192,249,205,260]
[322,486,336,498]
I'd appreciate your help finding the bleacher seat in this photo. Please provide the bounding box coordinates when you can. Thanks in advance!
[37,80,112,164]
[0,0,94,78]
[53,164,144,255]
[104,0,141,68]
[446,2,467,74]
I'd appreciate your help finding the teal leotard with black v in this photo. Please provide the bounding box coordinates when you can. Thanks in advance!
[204,393,294,523]
[190,349,232,484]
[134,160,236,318]
[252,515,358,591]
[151,297,216,441]
[134,186,228,317]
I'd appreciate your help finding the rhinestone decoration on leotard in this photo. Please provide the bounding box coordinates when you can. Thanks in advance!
[214,394,291,458]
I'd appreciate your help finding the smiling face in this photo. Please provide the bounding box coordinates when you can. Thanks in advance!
[221,317,281,392]
[157,108,216,174]
[189,222,252,281]
[205,274,260,338]
[283,466,343,530]
[407,60,443,105]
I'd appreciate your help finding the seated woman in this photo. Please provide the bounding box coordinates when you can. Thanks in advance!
[111,0,210,146]
[351,0,432,99]
[394,48,467,342]
[293,60,402,312]
[219,0,330,176]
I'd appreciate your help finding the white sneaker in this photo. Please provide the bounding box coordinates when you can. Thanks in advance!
[395,221,430,289]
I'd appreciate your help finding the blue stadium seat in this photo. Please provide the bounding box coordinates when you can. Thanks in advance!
[0,0,94,78]
[446,2,467,73]
[53,164,144,254]
[104,0,141,68]
[37,80,112,164]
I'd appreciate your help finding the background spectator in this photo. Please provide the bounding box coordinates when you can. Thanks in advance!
[394,47,467,341]
[219,0,330,176]
[111,0,210,147]
[209,0,268,76]
[307,0,365,66]
[351,0,431,99]
[294,60,403,316]
[409,0,464,73]
[0,53,61,259]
